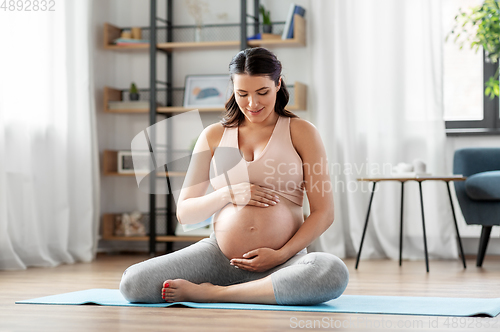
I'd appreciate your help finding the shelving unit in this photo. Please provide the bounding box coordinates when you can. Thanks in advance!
[103,81,307,114]
[101,0,308,255]
[103,14,306,51]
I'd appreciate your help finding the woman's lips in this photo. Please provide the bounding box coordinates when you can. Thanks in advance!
[248,107,264,115]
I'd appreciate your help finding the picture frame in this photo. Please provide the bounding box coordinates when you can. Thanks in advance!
[175,214,214,237]
[183,74,233,108]
[117,150,151,174]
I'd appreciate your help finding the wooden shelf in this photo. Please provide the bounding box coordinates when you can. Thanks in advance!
[104,86,225,114]
[157,107,225,113]
[156,41,240,52]
[102,150,119,175]
[102,150,187,177]
[101,213,208,242]
[105,44,150,50]
[104,86,148,113]
[103,23,149,50]
[104,81,307,114]
[104,14,306,51]
[288,81,307,111]
[248,15,306,48]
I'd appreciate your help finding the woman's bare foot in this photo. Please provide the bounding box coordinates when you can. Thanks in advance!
[161,275,277,304]
[162,279,220,303]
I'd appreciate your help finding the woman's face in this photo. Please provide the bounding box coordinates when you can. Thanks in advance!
[232,73,281,122]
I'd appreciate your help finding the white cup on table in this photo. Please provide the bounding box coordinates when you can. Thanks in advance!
[413,159,427,174]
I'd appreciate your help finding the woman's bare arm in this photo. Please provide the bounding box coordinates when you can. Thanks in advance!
[176,124,231,225]
[276,118,335,261]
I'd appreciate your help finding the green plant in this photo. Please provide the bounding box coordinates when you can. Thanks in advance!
[130,82,138,94]
[259,5,271,25]
[447,0,500,98]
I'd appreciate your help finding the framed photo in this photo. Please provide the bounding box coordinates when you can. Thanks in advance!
[117,151,151,174]
[175,214,214,236]
[183,74,233,108]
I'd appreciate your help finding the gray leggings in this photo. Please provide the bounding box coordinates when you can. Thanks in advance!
[119,232,349,305]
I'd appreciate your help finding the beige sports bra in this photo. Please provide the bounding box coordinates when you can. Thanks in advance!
[209,115,305,206]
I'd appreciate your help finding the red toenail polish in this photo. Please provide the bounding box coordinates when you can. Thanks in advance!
[165,283,169,288]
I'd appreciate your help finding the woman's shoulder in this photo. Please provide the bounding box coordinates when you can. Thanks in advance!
[289,117,323,157]
[289,117,319,139]
[203,122,226,153]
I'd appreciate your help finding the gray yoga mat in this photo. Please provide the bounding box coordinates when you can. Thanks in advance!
[15,289,500,317]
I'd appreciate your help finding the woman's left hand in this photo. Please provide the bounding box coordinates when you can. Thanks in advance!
[229,248,286,272]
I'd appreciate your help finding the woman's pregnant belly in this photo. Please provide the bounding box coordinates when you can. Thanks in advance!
[213,193,304,260]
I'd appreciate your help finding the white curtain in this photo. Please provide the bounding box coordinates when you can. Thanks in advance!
[0,1,100,269]
[308,0,458,261]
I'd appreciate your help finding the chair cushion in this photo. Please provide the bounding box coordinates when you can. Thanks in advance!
[465,171,500,201]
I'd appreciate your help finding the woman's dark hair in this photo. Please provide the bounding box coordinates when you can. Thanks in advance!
[222,47,297,127]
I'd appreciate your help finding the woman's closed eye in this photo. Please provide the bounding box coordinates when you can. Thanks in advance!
[238,92,268,97]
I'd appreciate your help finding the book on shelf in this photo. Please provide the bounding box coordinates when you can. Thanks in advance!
[281,3,306,40]
[108,101,159,110]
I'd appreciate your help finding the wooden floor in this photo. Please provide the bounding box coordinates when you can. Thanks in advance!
[1,254,499,332]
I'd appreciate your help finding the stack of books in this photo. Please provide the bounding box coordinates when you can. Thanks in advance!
[113,38,149,46]
[282,3,306,40]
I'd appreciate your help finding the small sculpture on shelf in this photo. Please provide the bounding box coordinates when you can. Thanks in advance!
[129,82,140,101]
[120,29,132,39]
[115,211,146,237]
[131,27,142,40]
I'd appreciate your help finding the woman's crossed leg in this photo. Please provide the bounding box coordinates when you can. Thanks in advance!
[120,234,349,305]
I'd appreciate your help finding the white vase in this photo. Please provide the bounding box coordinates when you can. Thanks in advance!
[194,26,202,42]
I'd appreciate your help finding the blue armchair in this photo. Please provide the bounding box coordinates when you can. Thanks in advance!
[453,148,500,267]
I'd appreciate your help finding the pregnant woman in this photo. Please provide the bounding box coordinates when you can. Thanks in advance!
[120,47,349,305]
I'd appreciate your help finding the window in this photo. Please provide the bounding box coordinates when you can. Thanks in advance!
[442,0,500,135]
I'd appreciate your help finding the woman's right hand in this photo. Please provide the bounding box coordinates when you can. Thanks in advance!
[226,182,280,207]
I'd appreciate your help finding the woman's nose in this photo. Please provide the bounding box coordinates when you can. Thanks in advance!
[248,95,259,108]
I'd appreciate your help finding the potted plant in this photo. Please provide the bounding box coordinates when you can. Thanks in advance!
[129,82,140,101]
[447,0,500,98]
[260,5,272,33]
